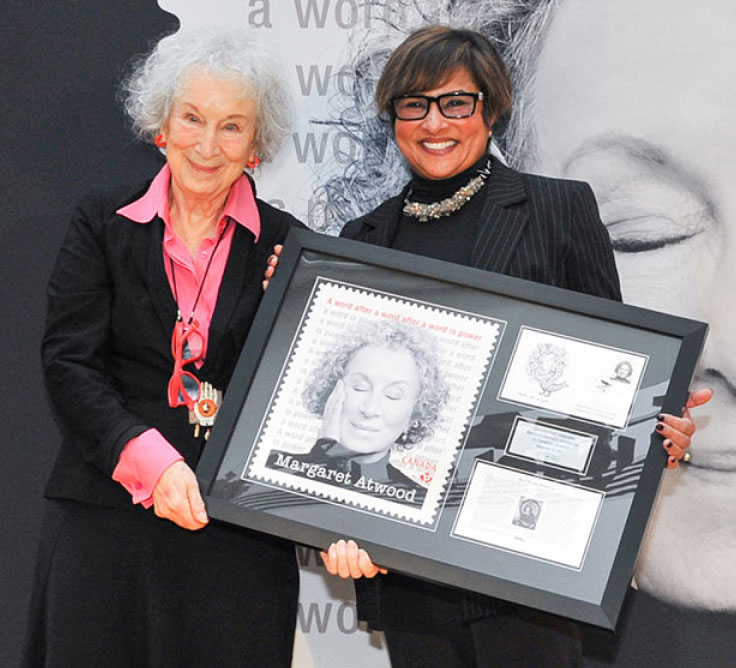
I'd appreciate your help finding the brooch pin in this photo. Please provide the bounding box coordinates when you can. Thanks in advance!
[188,381,222,440]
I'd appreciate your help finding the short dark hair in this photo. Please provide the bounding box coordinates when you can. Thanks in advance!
[375,25,512,128]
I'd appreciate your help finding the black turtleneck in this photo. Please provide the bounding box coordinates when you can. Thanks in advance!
[391,154,491,265]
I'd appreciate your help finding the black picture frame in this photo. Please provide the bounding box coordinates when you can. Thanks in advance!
[197,228,707,630]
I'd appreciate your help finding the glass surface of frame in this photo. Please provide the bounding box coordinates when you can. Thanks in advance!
[197,229,707,630]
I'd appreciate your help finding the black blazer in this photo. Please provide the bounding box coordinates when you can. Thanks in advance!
[42,179,303,509]
[341,158,622,629]
[341,157,621,301]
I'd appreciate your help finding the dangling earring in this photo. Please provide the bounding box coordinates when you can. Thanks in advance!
[155,133,166,148]
[246,155,260,169]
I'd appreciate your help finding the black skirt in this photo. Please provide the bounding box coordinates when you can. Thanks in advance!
[22,498,299,668]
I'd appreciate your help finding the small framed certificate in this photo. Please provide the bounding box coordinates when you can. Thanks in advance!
[453,461,604,570]
[197,229,707,629]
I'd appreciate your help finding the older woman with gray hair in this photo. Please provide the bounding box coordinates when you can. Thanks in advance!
[22,29,303,668]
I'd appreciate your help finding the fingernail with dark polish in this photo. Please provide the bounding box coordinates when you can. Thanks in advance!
[656,414,664,421]
[656,423,664,432]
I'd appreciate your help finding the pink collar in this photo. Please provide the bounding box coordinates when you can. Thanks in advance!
[116,164,261,241]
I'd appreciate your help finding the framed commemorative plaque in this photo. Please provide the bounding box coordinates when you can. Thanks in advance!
[196,228,707,629]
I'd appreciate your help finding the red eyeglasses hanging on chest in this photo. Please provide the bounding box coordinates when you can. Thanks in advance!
[167,313,203,410]
[166,219,231,436]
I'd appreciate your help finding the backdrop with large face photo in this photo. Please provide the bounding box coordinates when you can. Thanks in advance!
[3,1,734,667]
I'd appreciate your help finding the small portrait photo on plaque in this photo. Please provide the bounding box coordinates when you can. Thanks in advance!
[597,359,635,389]
[512,497,543,531]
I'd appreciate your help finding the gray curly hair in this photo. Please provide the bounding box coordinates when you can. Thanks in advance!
[302,322,448,446]
[120,28,293,162]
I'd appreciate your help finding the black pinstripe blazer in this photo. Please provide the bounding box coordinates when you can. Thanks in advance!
[341,157,621,301]
[341,157,622,629]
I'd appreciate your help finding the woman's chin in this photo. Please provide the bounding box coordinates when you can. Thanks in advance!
[636,463,736,610]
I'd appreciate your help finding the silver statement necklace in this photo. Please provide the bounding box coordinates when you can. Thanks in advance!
[403,158,492,222]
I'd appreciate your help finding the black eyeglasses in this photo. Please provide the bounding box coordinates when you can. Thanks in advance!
[391,91,484,121]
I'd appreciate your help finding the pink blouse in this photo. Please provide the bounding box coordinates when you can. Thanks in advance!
[111,165,261,507]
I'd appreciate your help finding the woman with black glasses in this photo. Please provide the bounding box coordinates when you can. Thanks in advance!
[314,25,709,668]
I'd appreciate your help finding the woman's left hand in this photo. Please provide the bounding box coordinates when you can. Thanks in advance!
[657,388,713,468]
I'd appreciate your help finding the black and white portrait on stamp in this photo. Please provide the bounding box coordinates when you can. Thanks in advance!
[245,278,501,526]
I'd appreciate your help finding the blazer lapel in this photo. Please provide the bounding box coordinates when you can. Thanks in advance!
[203,224,254,370]
[470,159,529,273]
[145,217,178,339]
[355,189,408,247]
